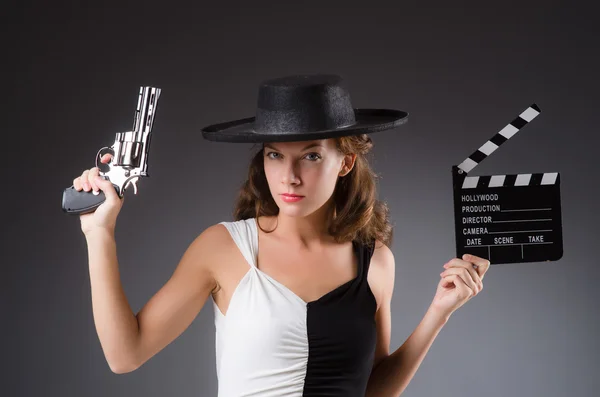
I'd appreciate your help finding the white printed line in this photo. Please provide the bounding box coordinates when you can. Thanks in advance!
[488,229,553,234]
[464,242,553,248]
[501,208,552,212]
[492,219,553,223]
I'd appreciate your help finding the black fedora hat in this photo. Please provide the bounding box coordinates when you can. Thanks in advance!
[201,74,408,143]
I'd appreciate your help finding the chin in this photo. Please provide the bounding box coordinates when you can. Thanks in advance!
[273,198,308,217]
[277,206,311,218]
[276,198,331,219]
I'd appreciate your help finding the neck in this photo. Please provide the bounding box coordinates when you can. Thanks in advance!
[267,202,336,249]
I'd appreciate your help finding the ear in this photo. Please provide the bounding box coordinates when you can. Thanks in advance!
[339,153,357,176]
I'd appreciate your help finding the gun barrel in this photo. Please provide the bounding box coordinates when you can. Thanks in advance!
[133,86,161,140]
[113,86,161,171]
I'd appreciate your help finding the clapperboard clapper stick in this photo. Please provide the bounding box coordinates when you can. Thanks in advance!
[452,104,563,265]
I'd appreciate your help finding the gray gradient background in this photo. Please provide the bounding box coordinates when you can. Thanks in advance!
[7,1,599,396]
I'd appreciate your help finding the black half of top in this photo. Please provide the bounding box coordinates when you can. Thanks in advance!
[302,239,379,397]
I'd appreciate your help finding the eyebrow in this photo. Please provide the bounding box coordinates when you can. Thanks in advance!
[263,142,324,151]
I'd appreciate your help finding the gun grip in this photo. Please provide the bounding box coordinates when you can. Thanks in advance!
[61,184,119,215]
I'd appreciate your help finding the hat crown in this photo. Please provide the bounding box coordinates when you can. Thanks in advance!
[255,74,357,134]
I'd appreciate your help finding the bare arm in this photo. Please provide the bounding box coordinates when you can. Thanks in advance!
[86,224,224,373]
[86,228,139,373]
[365,245,450,396]
[367,307,448,396]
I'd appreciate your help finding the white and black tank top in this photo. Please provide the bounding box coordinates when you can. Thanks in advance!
[213,217,378,397]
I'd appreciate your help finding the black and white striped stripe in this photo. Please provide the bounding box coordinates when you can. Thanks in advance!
[461,172,559,189]
[457,104,541,174]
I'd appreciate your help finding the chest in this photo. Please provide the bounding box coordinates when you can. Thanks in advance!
[255,239,358,303]
[213,237,359,316]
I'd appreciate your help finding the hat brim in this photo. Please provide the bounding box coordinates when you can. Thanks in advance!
[201,108,409,143]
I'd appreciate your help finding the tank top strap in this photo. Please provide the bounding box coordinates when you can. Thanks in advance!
[355,238,376,281]
[218,218,257,269]
[338,238,377,313]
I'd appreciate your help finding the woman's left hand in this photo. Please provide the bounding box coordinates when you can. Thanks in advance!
[430,254,490,319]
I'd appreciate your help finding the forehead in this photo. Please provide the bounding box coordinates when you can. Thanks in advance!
[263,139,334,151]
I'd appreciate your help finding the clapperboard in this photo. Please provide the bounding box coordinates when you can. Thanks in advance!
[452,104,563,265]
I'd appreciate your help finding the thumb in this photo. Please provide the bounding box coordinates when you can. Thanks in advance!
[94,176,120,202]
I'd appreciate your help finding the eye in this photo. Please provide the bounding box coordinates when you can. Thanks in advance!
[265,151,321,161]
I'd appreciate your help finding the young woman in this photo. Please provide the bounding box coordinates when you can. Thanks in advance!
[73,74,489,396]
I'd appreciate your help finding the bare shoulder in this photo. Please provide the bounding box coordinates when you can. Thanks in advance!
[371,240,396,281]
[191,222,233,249]
[184,222,235,270]
[367,240,396,310]
[165,223,229,294]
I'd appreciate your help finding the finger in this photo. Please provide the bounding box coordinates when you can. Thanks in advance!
[446,257,480,270]
[441,267,481,294]
[445,257,484,286]
[461,259,483,290]
[73,176,82,191]
[100,153,113,163]
[463,254,490,280]
[445,258,481,282]
[453,274,474,300]
[94,176,120,202]
[81,170,91,191]
[88,167,100,191]
[443,274,475,299]
[441,268,480,293]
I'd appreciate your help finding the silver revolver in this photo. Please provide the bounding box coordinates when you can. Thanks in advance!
[62,86,161,215]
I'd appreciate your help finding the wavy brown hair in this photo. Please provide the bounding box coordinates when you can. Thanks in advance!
[232,134,394,249]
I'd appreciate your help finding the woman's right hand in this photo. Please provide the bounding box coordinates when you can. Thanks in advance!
[73,153,125,236]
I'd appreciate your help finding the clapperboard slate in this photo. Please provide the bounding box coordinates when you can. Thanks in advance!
[452,104,563,265]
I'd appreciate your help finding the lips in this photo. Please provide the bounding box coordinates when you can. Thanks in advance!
[281,193,304,197]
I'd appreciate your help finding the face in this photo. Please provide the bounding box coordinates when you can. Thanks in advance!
[262,139,356,218]
[263,139,356,217]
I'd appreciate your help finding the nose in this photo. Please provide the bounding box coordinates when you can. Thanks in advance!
[281,161,301,186]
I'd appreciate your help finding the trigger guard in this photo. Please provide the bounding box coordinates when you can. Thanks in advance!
[96,146,114,172]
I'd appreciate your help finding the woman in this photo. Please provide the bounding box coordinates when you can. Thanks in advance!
[73,74,489,396]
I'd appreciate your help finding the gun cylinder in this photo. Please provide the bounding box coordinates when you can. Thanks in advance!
[119,141,142,168]
[114,131,142,168]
